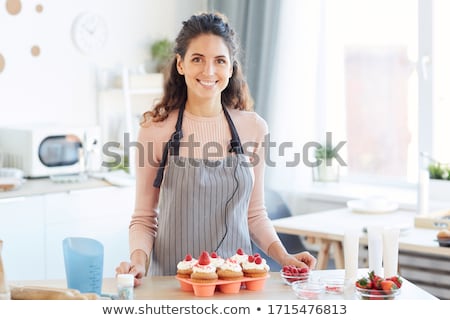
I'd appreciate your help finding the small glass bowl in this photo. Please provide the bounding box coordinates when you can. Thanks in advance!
[291,281,325,300]
[280,270,310,285]
[320,276,345,294]
[355,286,401,300]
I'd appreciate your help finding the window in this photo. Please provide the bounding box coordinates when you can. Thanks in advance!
[432,0,450,166]
[268,0,448,189]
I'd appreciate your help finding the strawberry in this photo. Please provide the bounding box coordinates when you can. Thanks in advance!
[198,251,210,265]
[355,277,373,289]
[299,267,309,274]
[236,248,244,255]
[248,255,255,263]
[368,270,383,289]
[210,251,218,258]
[386,275,403,288]
[254,256,262,264]
[380,280,398,294]
[184,254,192,261]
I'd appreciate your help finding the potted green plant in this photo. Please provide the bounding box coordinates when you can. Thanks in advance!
[426,160,450,202]
[428,161,450,180]
[151,38,174,73]
[312,144,340,182]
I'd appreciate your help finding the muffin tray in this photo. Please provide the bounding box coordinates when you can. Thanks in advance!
[176,274,270,297]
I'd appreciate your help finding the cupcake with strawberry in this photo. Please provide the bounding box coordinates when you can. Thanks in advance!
[176,253,198,278]
[217,258,244,281]
[209,251,225,268]
[230,248,248,266]
[190,251,218,283]
[241,253,270,278]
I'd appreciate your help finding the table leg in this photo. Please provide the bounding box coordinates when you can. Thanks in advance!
[332,241,345,269]
[316,239,331,270]
[314,239,344,270]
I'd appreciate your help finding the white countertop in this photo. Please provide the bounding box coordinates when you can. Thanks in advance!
[0,177,114,200]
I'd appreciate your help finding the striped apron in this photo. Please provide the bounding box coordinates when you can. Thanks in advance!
[151,105,254,276]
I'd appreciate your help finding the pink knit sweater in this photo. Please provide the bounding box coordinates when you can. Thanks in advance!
[128,108,280,261]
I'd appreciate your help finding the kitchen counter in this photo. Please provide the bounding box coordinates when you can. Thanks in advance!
[0,177,112,200]
[10,269,438,300]
[0,171,137,200]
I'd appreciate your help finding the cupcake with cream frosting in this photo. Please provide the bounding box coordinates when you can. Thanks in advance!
[217,258,244,281]
[230,248,248,266]
[176,253,198,278]
[190,251,218,283]
[241,253,270,278]
[209,251,225,268]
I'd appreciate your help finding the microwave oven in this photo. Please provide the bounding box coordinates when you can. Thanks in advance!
[0,125,100,178]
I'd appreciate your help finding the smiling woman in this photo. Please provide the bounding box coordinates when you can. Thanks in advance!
[115,12,317,281]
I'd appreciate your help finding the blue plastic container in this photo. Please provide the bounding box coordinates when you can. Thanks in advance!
[62,237,104,295]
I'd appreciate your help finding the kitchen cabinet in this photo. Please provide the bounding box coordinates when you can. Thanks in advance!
[44,186,135,279]
[0,181,135,281]
[0,196,46,280]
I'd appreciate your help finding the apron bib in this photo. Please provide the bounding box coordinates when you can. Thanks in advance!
[151,106,254,276]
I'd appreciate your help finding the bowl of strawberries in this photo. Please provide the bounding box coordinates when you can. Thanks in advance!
[355,271,402,300]
[280,265,310,285]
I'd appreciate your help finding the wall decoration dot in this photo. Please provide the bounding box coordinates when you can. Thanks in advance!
[6,0,22,15]
[0,54,5,73]
[31,46,41,57]
[36,4,43,13]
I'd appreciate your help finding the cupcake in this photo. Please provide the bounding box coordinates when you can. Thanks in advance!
[209,251,225,268]
[241,253,270,278]
[217,258,244,281]
[230,248,248,265]
[176,253,197,278]
[190,251,218,283]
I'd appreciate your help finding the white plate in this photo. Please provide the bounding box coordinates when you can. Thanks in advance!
[347,199,399,213]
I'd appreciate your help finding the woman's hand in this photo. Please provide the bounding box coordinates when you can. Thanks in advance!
[115,261,146,287]
[115,250,148,287]
[281,251,317,270]
[267,241,317,270]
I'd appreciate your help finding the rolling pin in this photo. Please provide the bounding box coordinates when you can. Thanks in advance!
[0,240,10,300]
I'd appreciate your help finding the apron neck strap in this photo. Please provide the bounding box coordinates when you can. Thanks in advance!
[153,104,244,188]
[223,106,244,154]
[153,105,184,188]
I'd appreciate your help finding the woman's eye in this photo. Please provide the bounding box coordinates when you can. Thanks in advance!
[192,57,201,63]
[217,59,227,64]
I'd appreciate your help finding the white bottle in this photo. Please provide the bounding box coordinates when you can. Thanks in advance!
[117,274,134,300]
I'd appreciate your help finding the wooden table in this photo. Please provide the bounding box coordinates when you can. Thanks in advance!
[10,269,437,300]
[271,208,450,270]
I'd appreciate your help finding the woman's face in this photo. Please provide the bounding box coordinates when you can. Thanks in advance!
[177,34,233,103]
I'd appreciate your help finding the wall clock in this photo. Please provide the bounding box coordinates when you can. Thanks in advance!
[71,12,108,54]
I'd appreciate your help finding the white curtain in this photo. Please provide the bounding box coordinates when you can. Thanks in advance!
[265,0,327,192]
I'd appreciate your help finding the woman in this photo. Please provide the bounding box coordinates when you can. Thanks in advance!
[116,12,316,286]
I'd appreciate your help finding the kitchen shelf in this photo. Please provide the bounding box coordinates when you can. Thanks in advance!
[96,67,164,169]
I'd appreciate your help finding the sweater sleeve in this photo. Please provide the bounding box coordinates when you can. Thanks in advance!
[245,114,282,255]
[128,118,172,260]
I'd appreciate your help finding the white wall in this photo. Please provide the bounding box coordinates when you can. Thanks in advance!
[0,0,206,128]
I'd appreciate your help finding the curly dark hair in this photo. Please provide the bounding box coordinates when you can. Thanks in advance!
[141,12,254,124]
